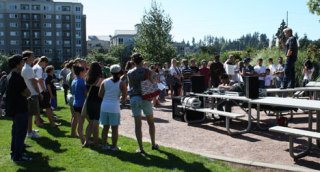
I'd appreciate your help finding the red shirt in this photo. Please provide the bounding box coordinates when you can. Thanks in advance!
[199,67,210,86]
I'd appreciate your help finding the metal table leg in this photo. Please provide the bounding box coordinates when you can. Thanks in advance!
[226,102,252,135]
[289,111,313,160]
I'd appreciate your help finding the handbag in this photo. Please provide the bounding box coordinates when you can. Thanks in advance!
[141,79,160,100]
[81,85,93,119]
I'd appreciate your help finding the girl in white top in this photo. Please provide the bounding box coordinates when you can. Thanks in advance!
[98,64,127,151]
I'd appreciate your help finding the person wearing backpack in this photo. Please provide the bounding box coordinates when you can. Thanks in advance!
[6,54,32,162]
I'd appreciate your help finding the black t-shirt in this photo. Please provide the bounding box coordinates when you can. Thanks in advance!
[45,75,57,97]
[190,66,199,74]
[6,71,28,114]
[285,36,298,59]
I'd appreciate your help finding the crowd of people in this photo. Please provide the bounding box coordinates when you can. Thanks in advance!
[0,27,312,163]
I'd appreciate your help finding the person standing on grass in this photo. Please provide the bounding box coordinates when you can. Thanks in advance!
[33,56,57,127]
[60,61,71,104]
[99,64,127,151]
[181,59,193,96]
[128,53,159,154]
[66,60,77,137]
[21,51,41,139]
[83,62,103,147]
[6,54,32,162]
[71,65,86,144]
[45,66,57,111]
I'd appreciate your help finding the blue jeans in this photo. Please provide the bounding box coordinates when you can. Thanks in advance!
[283,57,296,88]
[11,112,28,160]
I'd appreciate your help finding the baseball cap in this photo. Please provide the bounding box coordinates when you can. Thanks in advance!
[110,64,121,73]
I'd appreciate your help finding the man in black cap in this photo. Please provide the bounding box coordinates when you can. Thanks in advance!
[6,54,32,162]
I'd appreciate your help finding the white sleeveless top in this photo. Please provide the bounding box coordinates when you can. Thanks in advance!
[101,78,121,113]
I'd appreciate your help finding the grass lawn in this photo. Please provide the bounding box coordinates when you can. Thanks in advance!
[0,91,248,172]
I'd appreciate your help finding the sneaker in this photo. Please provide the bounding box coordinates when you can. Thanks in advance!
[151,144,159,150]
[110,146,121,151]
[13,155,32,163]
[102,145,111,150]
[27,132,40,138]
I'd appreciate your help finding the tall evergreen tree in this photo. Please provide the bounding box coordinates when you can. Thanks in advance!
[134,1,176,64]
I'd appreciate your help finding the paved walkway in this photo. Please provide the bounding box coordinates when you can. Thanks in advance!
[119,99,320,172]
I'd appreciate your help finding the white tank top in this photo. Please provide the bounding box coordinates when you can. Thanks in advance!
[101,78,121,113]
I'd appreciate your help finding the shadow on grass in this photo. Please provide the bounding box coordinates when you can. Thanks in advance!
[16,151,66,172]
[31,136,67,153]
[91,147,211,171]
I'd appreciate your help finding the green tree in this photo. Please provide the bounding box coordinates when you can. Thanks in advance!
[0,54,9,72]
[85,50,119,65]
[108,44,132,66]
[275,20,287,49]
[134,1,176,64]
[307,0,320,16]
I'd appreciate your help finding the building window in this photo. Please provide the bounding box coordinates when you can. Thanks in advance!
[32,5,40,10]
[23,40,30,46]
[9,22,18,28]
[20,4,29,10]
[76,49,82,55]
[10,50,19,54]
[45,32,52,36]
[0,32,4,36]
[9,14,18,19]
[10,40,18,45]
[0,14,3,19]
[0,40,4,45]
[56,32,61,37]
[75,7,81,12]
[44,49,53,54]
[64,40,71,45]
[44,23,52,28]
[62,6,71,11]
[22,31,29,38]
[56,24,61,28]
[118,38,123,44]
[76,31,81,38]
[56,15,61,20]
[45,40,52,45]
[64,24,70,29]
[56,5,61,11]
[43,5,51,11]
[9,4,17,10]
[64,32,70,37]
[22,22,29,29]
[75,15,81,20]
[33,32,40,38]
[22,14,30,20]
[76,40,81,45]
[75,23,81,28]
[33,40,40,46]
[10,31,17,36]
[33,14,40,20]
[56,40,62,45]
[44,14,51,19]
[57,49,62,54]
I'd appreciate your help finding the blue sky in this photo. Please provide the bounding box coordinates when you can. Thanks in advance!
[79,0,320,42]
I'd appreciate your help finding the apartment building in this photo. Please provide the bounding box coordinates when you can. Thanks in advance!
[0,0,86,62]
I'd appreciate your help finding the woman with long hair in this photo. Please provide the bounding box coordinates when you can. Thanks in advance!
[99,64,127,151]
[83,62,103,147]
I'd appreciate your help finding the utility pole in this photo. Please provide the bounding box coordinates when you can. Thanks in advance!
[286,11,289,26]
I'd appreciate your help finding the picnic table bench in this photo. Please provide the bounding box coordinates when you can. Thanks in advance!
[177,105,247,135]
[270,126,320,160]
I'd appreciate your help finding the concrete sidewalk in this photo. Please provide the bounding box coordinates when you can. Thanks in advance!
[119,100,320,172]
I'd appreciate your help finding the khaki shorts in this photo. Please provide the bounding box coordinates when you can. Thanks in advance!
[28,95,40,116]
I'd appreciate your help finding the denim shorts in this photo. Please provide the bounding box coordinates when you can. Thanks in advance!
[100,112,120,126]
[130,96,153,117]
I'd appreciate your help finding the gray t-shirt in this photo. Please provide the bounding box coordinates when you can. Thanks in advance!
[60,68,71,85]
[127,66,149,97]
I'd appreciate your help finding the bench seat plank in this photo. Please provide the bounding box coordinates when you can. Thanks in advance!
[177,106,244,119]
[270,126,320,139]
